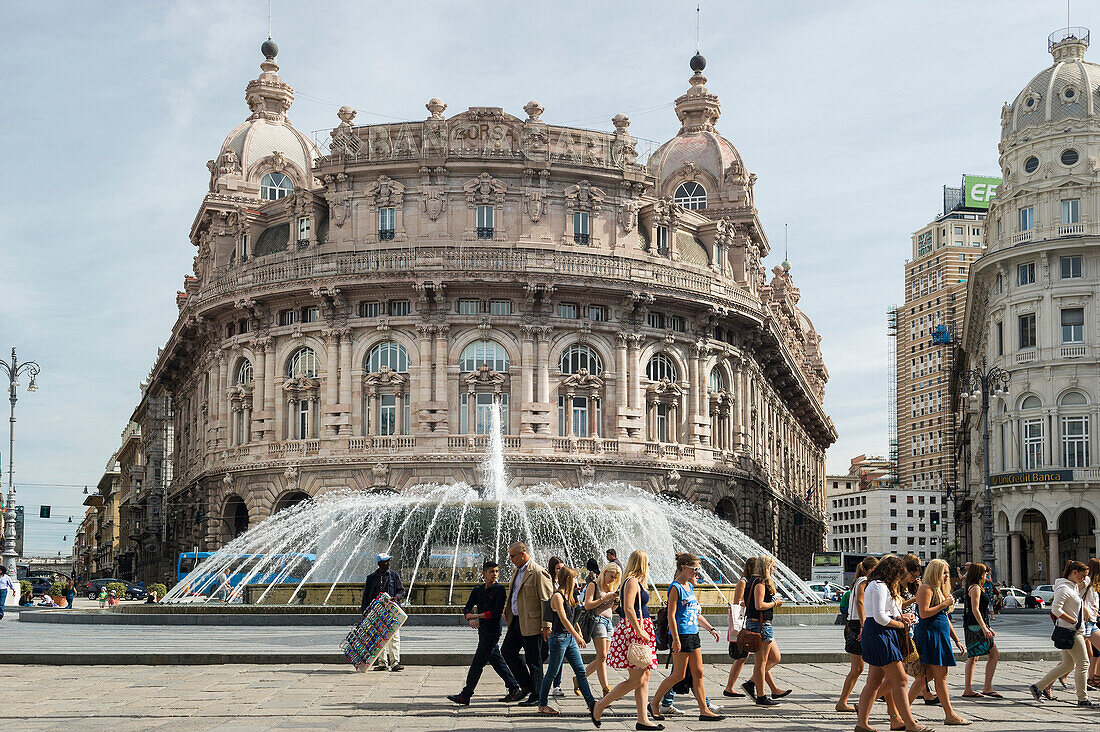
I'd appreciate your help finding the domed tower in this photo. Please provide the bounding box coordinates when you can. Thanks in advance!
[961,27,1100,587]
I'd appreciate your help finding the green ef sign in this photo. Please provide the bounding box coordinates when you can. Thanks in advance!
[963,175,1001,209]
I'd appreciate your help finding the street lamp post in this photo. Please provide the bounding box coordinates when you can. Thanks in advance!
[0,348,40,576]
[960,357,1009,580]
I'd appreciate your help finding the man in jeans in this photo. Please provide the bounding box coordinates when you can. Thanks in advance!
[447,560,521,705]
[501,542,553,706]
[360,553,405,671]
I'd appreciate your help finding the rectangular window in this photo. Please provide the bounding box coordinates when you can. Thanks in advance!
[297,399,309,440]
[1062,199,1080,224]
[490,300,511,316]
[461,392,509,435]
[476,205,494,239]
[954,226,963,235]
[300,307,319,323]
[241,234,249,260]
[655,225,669,255]
[388,299,410,317]
[1062,416,1090,468]
[647,311,665,329]
[225,323,235,338]
[457,299,480,315]
[667,315,685,332]
[358,301,380,318]
[996,321,1004,356]
[237,319,249,334]
[1017,262,1035,285]
[1061,308,1084,343]
[557,302,578,319]
[278,309,295,326]
[378,207,395,240]
[1061,256,1083,279]
[379,394,396,436]
[586,305,607,322]
[297,216,310,242]
[1023,419,1043,469]
[573,211,590,244]
[655,403,671,442]
[1019,206,1034,231]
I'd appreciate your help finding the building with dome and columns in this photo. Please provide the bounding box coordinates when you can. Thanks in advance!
[957,27,1100,588]
[99,41,836,583]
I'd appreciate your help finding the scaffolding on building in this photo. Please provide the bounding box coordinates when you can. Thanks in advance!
[887,306,899,487]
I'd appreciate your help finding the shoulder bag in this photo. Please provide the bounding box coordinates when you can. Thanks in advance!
[735,578,763,653]
[574,582,599,642]
[1052,604,1082,650]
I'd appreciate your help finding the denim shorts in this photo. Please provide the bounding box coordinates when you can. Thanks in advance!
[592,615,613,639]
[1086,621,1099,637]
[745,619,774,642]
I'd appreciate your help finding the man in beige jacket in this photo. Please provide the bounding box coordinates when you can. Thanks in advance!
[500,541,553,706]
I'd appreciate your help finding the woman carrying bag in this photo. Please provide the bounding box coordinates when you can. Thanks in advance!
[913,559,969,726]
[724,556,756,698]
[1030,560,1092,707]
[538,566,596,716]
[578,562,621,697]
[837,556,878,712]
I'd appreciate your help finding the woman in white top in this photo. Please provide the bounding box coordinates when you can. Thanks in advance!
[1031,560,1092,706]
[837,556,878,712]
[855,555,929,732]
[578,562,620,697]
[1084,558,1100,687]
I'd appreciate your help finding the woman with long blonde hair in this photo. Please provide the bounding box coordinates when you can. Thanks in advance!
[724,556,756,697]
[579,562,621,696]
[743,555,790,706]
[593,550,660,729]
[913,558,968,725]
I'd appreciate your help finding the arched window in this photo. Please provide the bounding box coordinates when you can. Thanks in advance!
[646,353,678,382]
[708,368,726,393]
[1060,391,1088,406]
[460,340,510,372]
[236,361,253,385]
[286,348,319,378]
[674,181,707,210]
[1020,395,1042,410]
[559,344,603,375]
[367,342,408,373]
[260,172,294,200]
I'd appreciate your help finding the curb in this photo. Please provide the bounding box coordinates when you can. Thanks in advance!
[0,650,1057,666]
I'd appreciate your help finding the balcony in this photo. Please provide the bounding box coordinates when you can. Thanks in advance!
[1014,349,1037,364]
[1061,344,1087,359]
[378,229,395,241]
[552,437,620,454]
[476,227,494,240]
[1059,223,1085,237]
[573,233,590,245]
[348,435,415,453]
[1011,230,1033,245]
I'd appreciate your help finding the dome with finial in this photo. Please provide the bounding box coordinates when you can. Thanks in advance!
[781,259,791,272]
[647,54,750,214]
[1001,27,1100,141]
[207,39,319,197]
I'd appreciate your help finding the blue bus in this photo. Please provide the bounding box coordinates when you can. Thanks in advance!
[175,552,316,600]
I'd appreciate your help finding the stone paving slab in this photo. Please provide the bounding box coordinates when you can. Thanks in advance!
[0,662,1095,731]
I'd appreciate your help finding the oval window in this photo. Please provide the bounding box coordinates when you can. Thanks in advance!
[1064,87,1077,99]
[1061,149,1079,166]
[1025,97,1035,108]
[1024,156,1039,174]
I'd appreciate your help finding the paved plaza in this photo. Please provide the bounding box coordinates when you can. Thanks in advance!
[2,660,1095,731]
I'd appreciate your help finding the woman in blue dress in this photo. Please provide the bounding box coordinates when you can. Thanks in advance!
[914,558,969,726]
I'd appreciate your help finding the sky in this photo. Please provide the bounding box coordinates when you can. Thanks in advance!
[0,0,1089,555]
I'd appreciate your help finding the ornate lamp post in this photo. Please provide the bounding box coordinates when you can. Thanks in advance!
[960,357,1009,580]
[0,348,40,576]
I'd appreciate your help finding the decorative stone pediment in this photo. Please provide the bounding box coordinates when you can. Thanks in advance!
[282,376,319,396]
[363,366,407,394]
[564,180,605,213]
[463,172,507,204]
[647,378,683,400]
[464,364,506,392]
[364,175,405,207]
[561,368,604,391]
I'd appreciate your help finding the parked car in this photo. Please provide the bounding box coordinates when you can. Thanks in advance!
[1032,584,1056,605]
[84,578,122,600]
[23,576,52,597]
[808,581,843,602]
[998,586,1036,609]
[125,582,146,600]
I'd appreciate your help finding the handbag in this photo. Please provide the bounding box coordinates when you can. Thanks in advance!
[574,582,599,642]
[626,639,653,668]
[1052,605,1082,650]
[735,578,763,653]
[727,603,746,641]
[899,627,920,665]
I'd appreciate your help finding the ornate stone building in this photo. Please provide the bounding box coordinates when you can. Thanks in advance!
[141,41,835,580]
[958,28,1100,587]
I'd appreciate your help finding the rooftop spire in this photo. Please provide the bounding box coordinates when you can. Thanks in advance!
[245,37,294,122]
[674,51,721,134]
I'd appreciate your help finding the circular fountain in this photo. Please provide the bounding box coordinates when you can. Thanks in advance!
[166,406,821,606]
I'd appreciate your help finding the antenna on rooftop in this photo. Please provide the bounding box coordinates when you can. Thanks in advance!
[268,0,273,39]
[785,223,789,260]
[695,3,701,52]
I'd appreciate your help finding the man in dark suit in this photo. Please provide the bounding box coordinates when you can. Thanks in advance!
[500,541,553,706]
[361,553,405,671]
[447,560,522,705]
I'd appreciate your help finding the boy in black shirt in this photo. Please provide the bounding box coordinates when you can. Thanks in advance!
[447,560,522,705]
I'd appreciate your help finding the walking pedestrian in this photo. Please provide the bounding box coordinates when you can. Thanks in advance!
[585,557,601,585]
[447,560,521,705]
[538,566,596,716]
[501,542,553,707]
[547,556,565,698]
[1030,560,1093,707]
[743,555,791,706]
[837,555,878,712]
[901,555,936,706]
[723,556,756,700]
[62,580,75,609]
[592,549,660,730]
[1082,558,1100,688]
[913,558,969,725]
[0,566,16,619]
[855,554,930,732]
[580,562,620,696]
[606,548,624,573]
[97,587,107,609]
[648,553,725,722]
[360,553,406,671]
[961,562,1001,698]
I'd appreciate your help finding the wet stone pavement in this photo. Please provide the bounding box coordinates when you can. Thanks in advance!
[2,660,1096,731]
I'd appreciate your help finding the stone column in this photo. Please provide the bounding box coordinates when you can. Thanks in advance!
[536,327,552,403]
[616,332,629,405]
[732,365,744,450]
[647,396,656,441]
[324,331,339,435]
[566,391,575,438]
[416,325,433,407]
[687,348,700,434]
[467,389,476,434]
[434,326,449,433]
[993,532,1009,582]
[264,346,277,440]
[1048,529,1061,585]
[1010,533,1023,589]
[252,342,266,440]
[243,402,252,444]
[629,334,643,411]
[217,352,228,446]
[395,391,404,435]
[274,381,285,441]
[520,327,535,405]
[339,330,353,417]
[366,391,376,436]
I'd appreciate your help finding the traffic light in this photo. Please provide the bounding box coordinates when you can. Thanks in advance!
[39,506,50,519]
[930,511,939,528]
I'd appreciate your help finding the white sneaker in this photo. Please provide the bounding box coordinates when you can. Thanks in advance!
[659,704,684,715]
[551,686,565,698]
[707,702,722,714]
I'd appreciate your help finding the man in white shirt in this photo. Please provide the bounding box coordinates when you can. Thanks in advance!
[0,566,18,619]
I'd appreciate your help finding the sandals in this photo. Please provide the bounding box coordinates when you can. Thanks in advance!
[836,702,857,712]
[854,726,880,732]
[980,690,1003,699]
[945,719,972,726]
[960,692,983,698]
